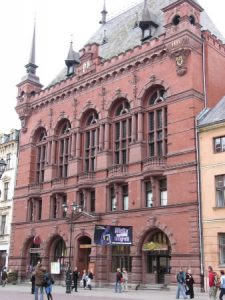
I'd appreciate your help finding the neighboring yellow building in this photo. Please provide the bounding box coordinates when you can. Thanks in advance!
[198,97,225,278]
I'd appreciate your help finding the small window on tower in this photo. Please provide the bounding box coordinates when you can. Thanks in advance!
[172,15,180,26]
[189,15,195,25]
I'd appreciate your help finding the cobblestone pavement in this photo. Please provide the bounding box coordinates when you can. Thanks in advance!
[0,284,209,300]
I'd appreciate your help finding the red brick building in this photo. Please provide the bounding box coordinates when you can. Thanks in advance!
[9,0,225,286]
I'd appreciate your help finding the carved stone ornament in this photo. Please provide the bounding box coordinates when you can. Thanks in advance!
[170,49,191,76]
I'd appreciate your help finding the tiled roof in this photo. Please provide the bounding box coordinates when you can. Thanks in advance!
[198,96,225,127]
[48,0,224,86]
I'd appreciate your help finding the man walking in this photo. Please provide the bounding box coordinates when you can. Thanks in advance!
[208,266,218,300]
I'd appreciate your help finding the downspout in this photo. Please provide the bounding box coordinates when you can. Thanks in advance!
[195,31,208,292]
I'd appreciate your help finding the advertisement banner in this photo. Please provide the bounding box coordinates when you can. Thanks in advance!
[51,262,60,274]
[94,225,132,245]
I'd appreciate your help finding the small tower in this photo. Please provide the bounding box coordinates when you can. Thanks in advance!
[99,0,107,25]
[139,0,158,42]
[16,22,43,133]
[65,40,80,77]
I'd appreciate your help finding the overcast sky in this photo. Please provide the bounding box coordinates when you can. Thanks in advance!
[0,0,224,134]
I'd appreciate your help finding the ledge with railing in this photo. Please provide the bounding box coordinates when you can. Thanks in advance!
[108,164,128,178]
[78,171,96,183]
[142,156,166,172]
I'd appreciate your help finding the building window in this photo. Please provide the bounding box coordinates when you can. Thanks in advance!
[90,190,95,212]
[54,238,66,270]
[0,215,6,235]
[57,120,71,178]
[216,175,225,207]
[146,181,153,207]
[214,136,225,153]
[27,198,42,222]
[114,100,131,165]
[111,246,132,272]
[219,234,225,265]
[6,153,11,170]
[83,111,99,172]
[110,187,116,211]
[3,182,9,201]
[51,194,67,219]
[122,185,129,210]
[160,179,167,206]
[35,128,47,183]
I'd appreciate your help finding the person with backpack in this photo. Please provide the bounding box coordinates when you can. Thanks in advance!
[115,268,123,293]
[186,269,195,299]
[176,267,187,299]
[34,260,46,300]
[208,266,218,300]
[44,271,54,300]
[219,270,225,300]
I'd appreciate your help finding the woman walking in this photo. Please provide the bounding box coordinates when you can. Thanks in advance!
[44,271,54,300]
[186,269,195,299]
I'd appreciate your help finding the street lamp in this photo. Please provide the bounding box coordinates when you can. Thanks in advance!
[0,158,6,179]
[62,201,82,294]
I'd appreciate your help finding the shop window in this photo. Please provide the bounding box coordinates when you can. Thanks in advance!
[216,175,225,207]
[214,136,225,153]
[54,239,66,270]
[160,179,167,206]
[219,234,225,265]
[111,246,132,272]
[146,181,153,207]
[110,187,116,211]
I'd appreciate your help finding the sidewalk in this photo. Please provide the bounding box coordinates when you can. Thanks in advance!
[0,283,208,300]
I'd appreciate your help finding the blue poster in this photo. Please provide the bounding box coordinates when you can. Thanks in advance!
[94,225,132,245]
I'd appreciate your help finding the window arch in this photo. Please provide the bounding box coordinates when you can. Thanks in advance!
[34,127,47,183]
[56,119,71,178]
[82,110,99,172]
[113,99,131,165]
[54,238,67,269]
[145,86,167,157]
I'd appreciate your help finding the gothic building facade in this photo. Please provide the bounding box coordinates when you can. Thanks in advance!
[9,0,225,286]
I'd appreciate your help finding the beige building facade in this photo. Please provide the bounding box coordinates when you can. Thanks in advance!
[198,97,225,280]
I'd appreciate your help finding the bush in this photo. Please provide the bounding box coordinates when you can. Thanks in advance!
[8,271,18,284]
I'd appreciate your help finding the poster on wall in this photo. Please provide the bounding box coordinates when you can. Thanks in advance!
[51,262,60,274]
[94,225,132,245]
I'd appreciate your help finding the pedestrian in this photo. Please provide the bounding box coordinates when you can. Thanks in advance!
[82,269,87,289]
[34,260,45,300]
[72,267,79,292]
[176,267,187,299]
[87,269,94,290]
[186,269,195,299]
[208,266,218,300]
[219,270,225,300]
[1,267,8,287]
[44,270,54,300]
[31,268,36,294]
[115,268,123,293]
[122,267,128,292]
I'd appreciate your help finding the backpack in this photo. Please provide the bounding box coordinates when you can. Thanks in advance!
[214,273,220,288]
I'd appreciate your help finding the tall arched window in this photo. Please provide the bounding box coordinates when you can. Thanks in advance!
[34,128,47,183]
[113,100,131,165]
[56,119,71,178]
[146,86,167,157]
[83,111,99,172]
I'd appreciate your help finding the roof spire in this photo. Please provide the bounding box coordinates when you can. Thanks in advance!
[22,20,41,84]
[99,0,107,25]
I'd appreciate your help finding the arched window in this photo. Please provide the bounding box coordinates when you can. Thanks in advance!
[54,238,66,269]
[57,119,71,178]
[113,100,131,165]
[83,111,99,172]
[35,128,47,183]
[146,86,167,157]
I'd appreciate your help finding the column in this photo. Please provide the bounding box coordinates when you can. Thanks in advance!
[75,132,81,157]
[99,124,104,151]
[137,112,143,142]
[132,114,136,142]
[71,133,75,157]
[52,140,56,164]
[104,123,110,150]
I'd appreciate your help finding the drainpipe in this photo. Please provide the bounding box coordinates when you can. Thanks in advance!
[202,31,207,108]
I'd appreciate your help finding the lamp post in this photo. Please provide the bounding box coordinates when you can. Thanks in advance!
[0,158,6,179]
[62,201,81,294]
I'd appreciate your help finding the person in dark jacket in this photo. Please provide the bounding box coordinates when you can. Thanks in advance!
[186,269,195,299]
[115,268,123,293]
[34,261,45,300]
[87,270,93,290]
[31,269,35,294]
[1,268,8,287]
[44,271,54,300]
[72,267,79,292]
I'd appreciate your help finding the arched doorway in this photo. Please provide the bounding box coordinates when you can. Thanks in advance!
[77,236,91,272]
[142,230,171,284]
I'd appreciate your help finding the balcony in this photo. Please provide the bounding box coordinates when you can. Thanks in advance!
[78,172,96,184]
[108,164,128,179]
[51,177,68,188]
[142,156,166,173]
[28,183,43,192]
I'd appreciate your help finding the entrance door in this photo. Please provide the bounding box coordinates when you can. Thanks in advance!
[147,253,170,284]
[77,236,91,272]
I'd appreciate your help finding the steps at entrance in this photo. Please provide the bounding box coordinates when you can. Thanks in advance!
[136,284,169,291]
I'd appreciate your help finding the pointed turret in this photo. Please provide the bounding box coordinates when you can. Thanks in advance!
[139,0,158,42]
[65,41,80,76]
[99,0,107,25]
